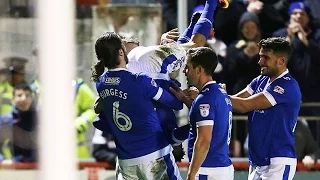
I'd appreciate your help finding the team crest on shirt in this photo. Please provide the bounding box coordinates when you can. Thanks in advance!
[199,104,210,117]
[273,85,285,94]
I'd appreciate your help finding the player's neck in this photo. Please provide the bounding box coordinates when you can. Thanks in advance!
[197,76,213,91]
[269,68,287,82]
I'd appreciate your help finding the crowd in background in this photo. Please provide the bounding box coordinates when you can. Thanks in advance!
[0,0,319,170]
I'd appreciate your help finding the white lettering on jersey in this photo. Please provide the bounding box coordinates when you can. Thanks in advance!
[100,88,128,99]
[273,85,285,94]
[225,98,232,106]
[199,104,210,117]
[103,77,121,85]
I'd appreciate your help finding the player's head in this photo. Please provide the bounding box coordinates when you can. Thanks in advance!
[183,47,218,86]
[91,32,128,82]
[257,37,291,77]
[119,35,139,54]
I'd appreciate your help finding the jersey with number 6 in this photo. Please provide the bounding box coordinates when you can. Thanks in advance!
[188,81,232,167]
[96,68,172,161]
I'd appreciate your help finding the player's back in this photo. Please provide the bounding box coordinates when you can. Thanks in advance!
[96,68,170,163]
[189,82,232,167]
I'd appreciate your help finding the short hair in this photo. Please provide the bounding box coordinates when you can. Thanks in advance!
[187,47,218,76]
[119,35,140,46]
[258,37,291,59]
[13,82,32,95]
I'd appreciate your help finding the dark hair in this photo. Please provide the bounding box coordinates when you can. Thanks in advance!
[258,37,291,59]
[187,47,218,77]
[13,82,32,95]
[91,32,124,82]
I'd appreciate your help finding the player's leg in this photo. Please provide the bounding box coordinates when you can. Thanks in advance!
[195,165,234,180]
[137,153,182,180]
[248,164,296,180]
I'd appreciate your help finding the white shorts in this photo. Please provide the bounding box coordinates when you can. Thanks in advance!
[196,165,234,180]
[116,152,182,180]
[248,158,296,180]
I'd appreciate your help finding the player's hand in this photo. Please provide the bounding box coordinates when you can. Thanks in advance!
[183,87,199,100]
[302,155,315,169]
[247,0,264,14]
[160,28,180,45]
[169,82,186,102]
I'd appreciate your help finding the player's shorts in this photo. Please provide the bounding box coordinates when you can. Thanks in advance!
[248,158,296,180]
[116,152,182,180]
[195,165,234,180]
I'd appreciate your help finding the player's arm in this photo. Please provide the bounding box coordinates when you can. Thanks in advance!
[229,92,273,113]
[181,0,218,50]
[153,87,183,110]
[233,88,251,98]
[188,125,212,179]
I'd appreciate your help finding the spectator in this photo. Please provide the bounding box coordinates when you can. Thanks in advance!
[0,68,13,116]
[0,83,37,163]
[273,1,320,141]
[295,119,320,169]
[226,12,261,95]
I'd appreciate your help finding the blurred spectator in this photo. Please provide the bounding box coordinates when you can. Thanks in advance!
[226,12,261,95]
[3,56,28,87]
[73,78,98,159]
[0,56,28,116]
[246,0,290,38]
[214,0,247,45]
[305,0,320,28]
[0,68,13,116]
[225,12,261,155]
[295,119,320,169]
[215,0,289,45]
[0,83,37,163]
[244,119,320,170]
[92,128,117,166]
[272,1,320,141]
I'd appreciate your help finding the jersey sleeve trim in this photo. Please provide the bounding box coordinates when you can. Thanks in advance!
[246,86,254,95]
[153,87,163,101]
[196,120,214,127]
[263,91,277,106]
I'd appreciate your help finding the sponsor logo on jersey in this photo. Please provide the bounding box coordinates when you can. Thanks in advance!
[104,77,120,85]
[225,98,232,106]
[283,76,291,80]
[199,104,210,117]
[273,85,285,94]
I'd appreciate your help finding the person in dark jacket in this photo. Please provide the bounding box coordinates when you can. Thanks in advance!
[273,1,320,142]
[0,83,37,163]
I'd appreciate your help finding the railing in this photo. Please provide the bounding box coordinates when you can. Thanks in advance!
[1,159,320,172]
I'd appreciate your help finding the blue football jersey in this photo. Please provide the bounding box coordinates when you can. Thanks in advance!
[188,81,233,167]
[246,70,301,166]
[96,68,171,161]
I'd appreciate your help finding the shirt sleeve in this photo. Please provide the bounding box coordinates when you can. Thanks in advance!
[142,75,183,110]
[193,95,215,127]
[264,79,294,106]
[246,76,261,95]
